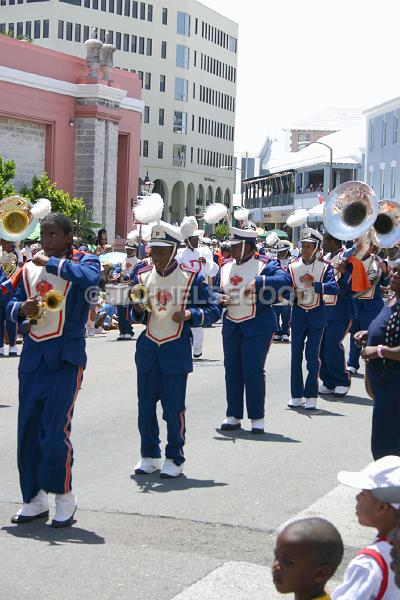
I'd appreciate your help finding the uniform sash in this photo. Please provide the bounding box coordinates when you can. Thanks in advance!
[289,258,328,310]
[23,261,70,342]
[221,256,264,322]
[139,266,195,345]
[323,251,342,306]
[356,256,381,300]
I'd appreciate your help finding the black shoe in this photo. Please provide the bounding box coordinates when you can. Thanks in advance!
[51,510,76,529]
[11,510,49,524]
[193,353,202,359]
[251,428,264,435]
[9,352,18,357]
[220,423,241,431]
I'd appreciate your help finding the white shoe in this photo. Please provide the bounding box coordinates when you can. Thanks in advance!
[319,384,334,394]
[251,418,264,434]
[117,333,125,340]
[124,333,133,340]
[347,366,358,374]
[9,345,18,356]
[134,457,162,474]
[52,492,77,528]
[160,458,183,478]
[95,327,106,334]
[220,416,241,430]
[274,334,281,342]
[11,489,49,523]
[87,328,95,337]
[288,398,304,408]
[281,334,290,342]
[305,397,317,410]
[0,346,5,356]
[334,386,350,396]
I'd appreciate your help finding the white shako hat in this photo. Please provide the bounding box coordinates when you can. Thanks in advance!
[126,230,140,248]
[229,225,258,245]
[149,221,183,247]
[300,227,323,245]
[180,216,203,239]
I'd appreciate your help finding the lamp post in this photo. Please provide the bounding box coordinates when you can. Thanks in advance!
[135,171,155,259]
[310,141,333,193]
[142,170,155,195]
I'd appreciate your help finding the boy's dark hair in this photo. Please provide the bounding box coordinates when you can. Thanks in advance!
[283,517,344,576]
[323,232,343,247]
[41,213,73,235]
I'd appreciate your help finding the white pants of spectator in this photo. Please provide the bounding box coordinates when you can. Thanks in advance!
[191,327,204,357]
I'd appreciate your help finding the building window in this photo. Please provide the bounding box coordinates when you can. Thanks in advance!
[159,108,165,126]
[369,120,375,150]
[173,144,186,167]
[173,111,188,134]
[131,35,137,52]
[25,21,32,38]
[161,41,167,59]
[160,74,166,92]
[177,11,190,36]
[100,28,105,43]
[158,142,163,159]
[380,165,385,199]
[65,21,72,40]
[115,31,121,49]
[144,106,150,123]
[147,4,153,21]
[297,132,310,150]
[124,0,130,15]
[391,163,397,198]
[59,0,81,4]
[382,117,387,147]
[109,0,114,12]
[394,112,398,144]
[8,23,14,36]
[139,36,145,54]
[16,21,23,36]
[83,25,89,41]
[146,38,152,55]
[142,140,149,157]
[74,23,81,42]
[175,78,188,102]
[132,0,138,17]
[33,19,41,38]
[123,33,129,51]
[368,166,374,188]
[101,0,106,10]
[176,45,190,69]
[162,7,167,25]
[140,1,145,19]
[228,35,237,53]
[145,72,151,90]
[137,71,143,86]
[116,0,122,14]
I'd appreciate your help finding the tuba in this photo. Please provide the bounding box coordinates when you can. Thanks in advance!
[29,290,65,323]
[130,283,151,312]
[371,200,400,248]
[0,196,51,242]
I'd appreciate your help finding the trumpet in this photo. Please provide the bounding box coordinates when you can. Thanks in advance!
[29,290,65,323]
[130,283,151,312]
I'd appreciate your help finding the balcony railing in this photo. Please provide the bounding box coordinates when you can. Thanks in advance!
[245,192,294,210]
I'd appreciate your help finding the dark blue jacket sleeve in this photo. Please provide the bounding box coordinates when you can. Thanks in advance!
[46,254,101,288]
[314,264,338,295]
[6,274,28,323]
[255,260,292,294]
[188,273,222,327]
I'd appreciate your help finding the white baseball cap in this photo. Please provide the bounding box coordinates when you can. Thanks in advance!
[337,456,400,509]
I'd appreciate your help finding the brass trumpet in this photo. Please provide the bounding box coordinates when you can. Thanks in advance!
[130,283,151,312]
[29,290,65,322]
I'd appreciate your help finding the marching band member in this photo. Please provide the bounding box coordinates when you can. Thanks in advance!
[177,217,219,358]
[347,243,390,374]
[319,233,354,397]
[6,213,100,527]
[217,221,291,434]
[273,240,292,343]
[0,239,21,356]
[288,228,338,410]
[132,220,222,478]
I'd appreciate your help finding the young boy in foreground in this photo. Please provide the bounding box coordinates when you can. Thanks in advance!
[272,517,344,599]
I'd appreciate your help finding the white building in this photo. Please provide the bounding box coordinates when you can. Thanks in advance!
[0,0,238,224]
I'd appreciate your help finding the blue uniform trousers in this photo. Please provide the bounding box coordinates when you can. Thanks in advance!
[320,319,352,389]
[117,305,133,336]
[369,370,400,460]
[137,360,187,466]
[348,305,383,370]
[0,298,17,346]
[223,328,273,420]
[273,305,291,336]
[18,360,82,503]
[291,320,324,399]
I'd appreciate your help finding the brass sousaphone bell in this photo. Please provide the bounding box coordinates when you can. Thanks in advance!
[0,196,52,242]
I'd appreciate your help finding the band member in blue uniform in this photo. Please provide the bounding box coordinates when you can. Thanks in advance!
[319,233,354,397]
[348,243,390,374]
[6,214,100,527]
[0,243,20,356]
[273,240,292,342]
[132,221,222,478]
[288,228,338,410]
[217,223,292,434]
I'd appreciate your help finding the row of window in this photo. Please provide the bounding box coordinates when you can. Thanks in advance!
[59,0,153,20]
[1,0,49,3]
[199,84,235,113]
[368,163,397,199]
[200,53,236,83]
[57,20,153,54]
[198,117,234,142]
[139,141,233,170]
[369,113,399,151]
[0,20,48,38]
[201,20,237,53]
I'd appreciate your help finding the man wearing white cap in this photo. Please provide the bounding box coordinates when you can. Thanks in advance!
[131,221,222,478]
[177,217,219,358]
[332,456,400,599]
[218,221,291,434]
[288,228,338,410]
[273,240,292,342]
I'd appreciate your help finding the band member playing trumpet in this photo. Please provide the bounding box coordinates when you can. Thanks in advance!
[5,213,100,527]
[288,228,338,410]
[319,233,354,397]
[0,239,22,356]
[132,221,222,478]
[217,223,291,434]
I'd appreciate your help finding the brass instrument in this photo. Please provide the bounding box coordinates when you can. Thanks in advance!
[0,196,31,238]
[371,200,400,248]
[323,181,378,241]
[29,290,65,323]
[0,251,17,278]
[130,283,151,312]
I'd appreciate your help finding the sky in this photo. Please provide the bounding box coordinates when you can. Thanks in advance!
[201,0,400,154]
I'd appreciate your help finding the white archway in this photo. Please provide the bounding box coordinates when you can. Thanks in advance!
[171,181,185,224]
[186,183,196,218]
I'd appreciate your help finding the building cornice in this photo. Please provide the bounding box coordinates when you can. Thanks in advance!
[0,66,144,113]
[363,97,400,118]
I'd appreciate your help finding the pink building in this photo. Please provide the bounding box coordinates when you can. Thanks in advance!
[0,35,143,241]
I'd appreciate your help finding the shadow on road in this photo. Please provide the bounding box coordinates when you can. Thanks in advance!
[0,404,11,408]
[130,473,228,493]
[213,429,301,444]
[286,407,344,418]
[322,394,373,407]
[2,523,105,546]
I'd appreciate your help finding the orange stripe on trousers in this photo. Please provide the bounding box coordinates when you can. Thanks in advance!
[63,367,83,494]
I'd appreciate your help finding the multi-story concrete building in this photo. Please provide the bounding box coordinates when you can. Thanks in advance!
[1,0,238,225]
[364,97,400,203]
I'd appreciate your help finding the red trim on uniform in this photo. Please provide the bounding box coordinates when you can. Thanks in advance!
[342,319,353,384]
[64,367,83,494]
[224,259,264,322]
[179,410,186,457]
[355,547,388,600]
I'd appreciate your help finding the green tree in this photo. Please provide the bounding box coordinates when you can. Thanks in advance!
[0,157,17,199]
[215,223,229,240]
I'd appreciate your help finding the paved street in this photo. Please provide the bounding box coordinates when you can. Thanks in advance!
[1,324,373,599]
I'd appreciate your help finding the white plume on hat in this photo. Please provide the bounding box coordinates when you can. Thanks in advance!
[30,198,52,219]
[234,208,249,223]
[127,229,140,244]
[204,203,228,224]
[265,231,279,247]
[134,193,164,224]
[308,203,324,217]
[286,209,309,228]
[180,216,199,239]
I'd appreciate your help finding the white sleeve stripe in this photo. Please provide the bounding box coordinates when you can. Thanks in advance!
[57,259,66,278]
[200,309,205,326]
[11,303,19,323]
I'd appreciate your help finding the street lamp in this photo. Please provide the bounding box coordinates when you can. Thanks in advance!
[310,141,333,193]
[142,170,155,195]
